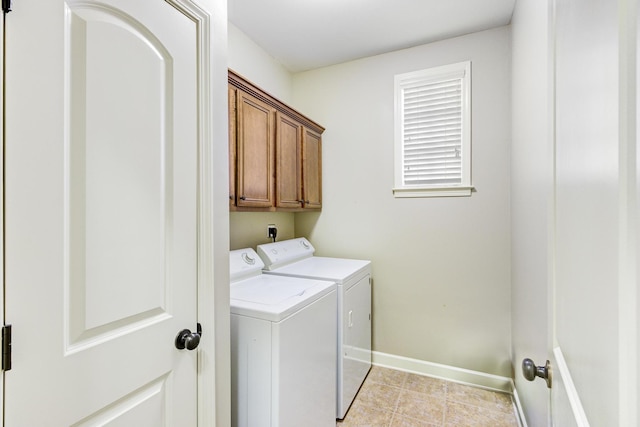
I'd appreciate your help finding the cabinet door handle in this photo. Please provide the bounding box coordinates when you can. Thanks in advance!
[239,196,246,200]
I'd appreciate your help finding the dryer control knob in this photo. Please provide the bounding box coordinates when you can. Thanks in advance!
[241,252,256,265]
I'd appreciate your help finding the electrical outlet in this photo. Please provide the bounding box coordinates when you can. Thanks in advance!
[267,224,277,239]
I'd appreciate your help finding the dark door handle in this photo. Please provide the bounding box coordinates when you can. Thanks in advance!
[522,358,551,388]
[175,323,202,350]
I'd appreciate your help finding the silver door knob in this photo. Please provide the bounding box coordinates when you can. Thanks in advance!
[175,323,202,350]
[522,358,551,388]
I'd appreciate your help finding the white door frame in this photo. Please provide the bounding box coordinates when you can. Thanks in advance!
[168,1,218,424]
[0,5,5,424]
[173,0,232,425]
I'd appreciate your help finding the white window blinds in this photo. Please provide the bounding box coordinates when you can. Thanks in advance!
[402,77,463,185]
[394,62,471,197]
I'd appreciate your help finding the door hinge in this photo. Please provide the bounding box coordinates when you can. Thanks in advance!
[2,0,11,14]
[2,325,12,372]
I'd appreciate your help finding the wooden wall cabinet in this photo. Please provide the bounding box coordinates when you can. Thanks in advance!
[229,70,324,212]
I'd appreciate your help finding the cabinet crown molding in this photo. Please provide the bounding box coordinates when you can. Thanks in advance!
[228,69,325,135]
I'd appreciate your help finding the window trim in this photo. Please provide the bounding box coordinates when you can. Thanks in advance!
[393,61,472,198]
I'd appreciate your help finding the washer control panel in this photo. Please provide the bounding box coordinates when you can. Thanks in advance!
[257,238,315,270]
[230,248,265,282]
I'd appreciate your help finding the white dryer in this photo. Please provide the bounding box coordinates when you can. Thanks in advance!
[229,248,337,427]
[256,238,372,419]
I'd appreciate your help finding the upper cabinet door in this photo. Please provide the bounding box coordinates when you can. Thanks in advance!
[276,112,303,209]
[302,128,322,209]
[236,90,275,208]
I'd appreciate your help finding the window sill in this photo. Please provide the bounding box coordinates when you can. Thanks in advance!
[392,186,474,198]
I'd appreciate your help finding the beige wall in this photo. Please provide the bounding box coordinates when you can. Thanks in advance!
[230,212,296,250]
[228,23,296,251]
[292,27,512,376]
[228,23,293,104]
[228,23,512,376]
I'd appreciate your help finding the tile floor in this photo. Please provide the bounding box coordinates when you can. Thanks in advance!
[336,366,520,427]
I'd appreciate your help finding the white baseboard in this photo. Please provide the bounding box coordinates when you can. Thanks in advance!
[371,351,513,393]
[511,387,529,427]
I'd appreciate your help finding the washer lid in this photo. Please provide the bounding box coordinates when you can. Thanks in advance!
[230,274,335,322]
[265,256,371,284]
[257,237,314,270]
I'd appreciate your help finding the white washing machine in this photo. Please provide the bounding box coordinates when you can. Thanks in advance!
[256,238,371,419]
[229,248,337,427]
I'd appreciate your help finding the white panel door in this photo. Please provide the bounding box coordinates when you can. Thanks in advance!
[4,0,200,425]
[553,0,617,423]
[550,0,637,425]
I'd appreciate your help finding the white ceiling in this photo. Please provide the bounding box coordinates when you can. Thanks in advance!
[228,0,516,73]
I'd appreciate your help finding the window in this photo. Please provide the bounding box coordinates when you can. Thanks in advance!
[393,61,472,198]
